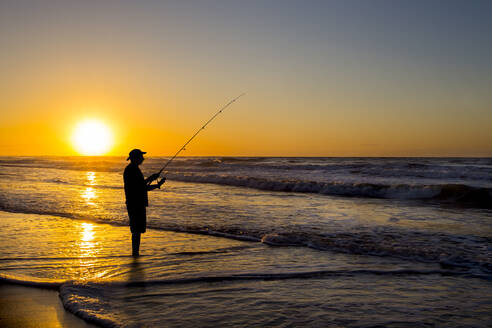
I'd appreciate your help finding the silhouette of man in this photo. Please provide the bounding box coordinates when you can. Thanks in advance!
[124,149,165,256]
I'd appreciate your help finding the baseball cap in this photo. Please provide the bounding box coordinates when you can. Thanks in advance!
[127,149,146,160]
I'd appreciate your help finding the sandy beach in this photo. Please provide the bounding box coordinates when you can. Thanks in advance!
[0,283,97,328]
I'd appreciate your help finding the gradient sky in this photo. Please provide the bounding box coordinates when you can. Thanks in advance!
[1,0,491,156]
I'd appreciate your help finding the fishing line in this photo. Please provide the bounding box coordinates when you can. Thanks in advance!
[158,93,245,175]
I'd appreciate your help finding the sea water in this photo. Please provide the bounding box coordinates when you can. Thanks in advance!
[0,157,491,327]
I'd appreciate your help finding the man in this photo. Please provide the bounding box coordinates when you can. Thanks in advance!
[124,149,165,256]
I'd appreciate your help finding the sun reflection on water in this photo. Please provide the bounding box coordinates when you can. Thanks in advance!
[81,187,97,205]
[78,222,96,257]
[81,222,95,242]
[78,222,98,276]
[86,171,96,185]
[81,172,98,206]
[79,222,96,257]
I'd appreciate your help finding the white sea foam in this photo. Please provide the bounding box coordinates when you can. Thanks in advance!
[60,283,121,328]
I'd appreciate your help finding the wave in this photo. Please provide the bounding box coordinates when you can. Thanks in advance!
[41,178,122,189]
[3,265,490,328]
[258,231,492,274]
[141,218,491,275]
[132,224,492,275]
[169,245,252,256]
[167,173,492,208]
[99,269,490,288]
[2,266,484,291]
[60,283,121,328]
[10,165,492,208]
[43,178,72,184]
[7,265,485,328]
[0,157,124,173]
[0,205,490,274]
[0,272,63,288]
[2,157,491,180]
[8,161,488,208]
[0,255,136,261]
[166,162,492,183]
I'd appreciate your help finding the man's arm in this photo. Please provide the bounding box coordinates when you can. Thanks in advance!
[145,173,160,184]
[146,177,166,191]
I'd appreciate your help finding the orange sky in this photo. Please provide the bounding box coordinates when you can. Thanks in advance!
[1,1,491,157]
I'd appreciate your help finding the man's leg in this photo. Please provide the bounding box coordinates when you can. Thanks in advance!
[132,232,141,256]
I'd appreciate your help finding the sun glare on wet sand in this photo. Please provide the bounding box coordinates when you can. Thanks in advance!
[72,119,113,155]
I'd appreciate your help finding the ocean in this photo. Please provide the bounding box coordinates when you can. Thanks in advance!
[0,156,491,327]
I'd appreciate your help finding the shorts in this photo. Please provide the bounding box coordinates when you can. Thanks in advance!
[126,205,147,234]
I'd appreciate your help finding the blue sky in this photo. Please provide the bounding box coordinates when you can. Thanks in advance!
[1,0,491,156]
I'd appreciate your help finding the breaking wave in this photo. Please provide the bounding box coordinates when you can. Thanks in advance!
[5,266,488,328]
[0,198,490,275]
[154,225,492,275]
[167,173,492,208]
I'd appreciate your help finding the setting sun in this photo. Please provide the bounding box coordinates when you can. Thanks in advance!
[72,119,113,155]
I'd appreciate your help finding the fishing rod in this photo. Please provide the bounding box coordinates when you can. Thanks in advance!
[158,93,245,175]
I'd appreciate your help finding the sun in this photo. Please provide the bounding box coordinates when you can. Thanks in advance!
[72,119,113,155]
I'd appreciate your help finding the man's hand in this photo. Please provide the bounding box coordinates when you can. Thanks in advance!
[148,173,160,181]
[157,177,166,188]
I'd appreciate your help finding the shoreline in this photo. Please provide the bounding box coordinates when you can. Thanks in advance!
[1,197,490,326]
[0,282,98,328]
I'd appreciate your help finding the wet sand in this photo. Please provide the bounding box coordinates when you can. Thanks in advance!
[0,283,97,328]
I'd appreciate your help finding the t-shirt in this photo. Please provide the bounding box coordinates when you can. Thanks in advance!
[123,163,148,207]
